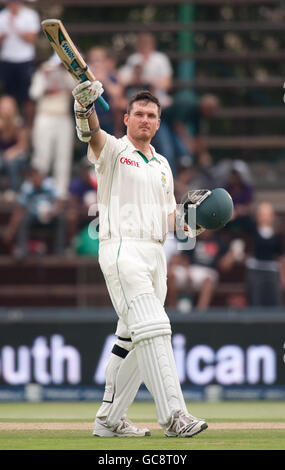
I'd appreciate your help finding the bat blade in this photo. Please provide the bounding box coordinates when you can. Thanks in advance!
[41,19,109,111]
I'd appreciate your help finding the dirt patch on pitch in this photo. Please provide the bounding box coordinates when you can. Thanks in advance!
[0,422,285,431]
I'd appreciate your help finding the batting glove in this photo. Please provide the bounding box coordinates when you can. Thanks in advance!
[72,80,104,109]
[73,99,95,120]
[74,100,95,143]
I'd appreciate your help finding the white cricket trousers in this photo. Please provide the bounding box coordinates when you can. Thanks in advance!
[32,114,74,199]
[98,238,168,338]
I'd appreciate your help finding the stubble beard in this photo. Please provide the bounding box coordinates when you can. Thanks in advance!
[136,127,157,144]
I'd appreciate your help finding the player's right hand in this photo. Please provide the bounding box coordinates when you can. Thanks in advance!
[72,80,104,109]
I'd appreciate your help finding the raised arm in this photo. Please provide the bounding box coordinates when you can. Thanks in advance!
[72,80,107,159]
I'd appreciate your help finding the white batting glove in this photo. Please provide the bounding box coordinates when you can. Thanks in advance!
[73,100,94,143]
[74,100,95,120]
[72,80,104,109]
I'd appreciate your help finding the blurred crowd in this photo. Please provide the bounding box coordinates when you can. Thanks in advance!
[0,1,284,311]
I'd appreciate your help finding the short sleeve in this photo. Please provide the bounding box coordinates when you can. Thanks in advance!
[22,9,41,34]
[87,132,122,173]
[157,53,173,78]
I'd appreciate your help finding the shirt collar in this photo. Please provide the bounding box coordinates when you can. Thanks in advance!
[122,135,157,161]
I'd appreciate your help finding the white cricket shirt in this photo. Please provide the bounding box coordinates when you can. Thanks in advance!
[0,6,40,62]
[122,51,172,82]
[88,133,176,242]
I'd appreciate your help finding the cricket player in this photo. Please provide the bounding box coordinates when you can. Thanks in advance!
[72,80,232,438]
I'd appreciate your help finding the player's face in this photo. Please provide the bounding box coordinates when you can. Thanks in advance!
[124,101,160,142]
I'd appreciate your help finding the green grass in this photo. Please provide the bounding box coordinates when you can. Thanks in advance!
[0,429,284,450]
[0,401,284,450]
[0,401,284,422]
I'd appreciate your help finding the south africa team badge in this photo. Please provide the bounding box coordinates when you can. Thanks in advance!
[161,171,166,186]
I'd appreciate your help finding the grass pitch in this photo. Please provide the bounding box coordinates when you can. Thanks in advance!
[0,401,284,450]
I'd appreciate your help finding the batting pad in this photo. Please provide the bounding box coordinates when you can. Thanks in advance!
[106,348,143,427]
[128,294,187,426]
[96,339,137,420]
[129,294,171,343]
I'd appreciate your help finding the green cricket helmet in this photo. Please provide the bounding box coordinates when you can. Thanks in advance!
[196,187,234,230]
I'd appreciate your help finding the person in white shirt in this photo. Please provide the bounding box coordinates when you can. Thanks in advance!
[119,32,173,109]
[119,33,178,172]
[0,0,40,122]
[72,79,208,439]
[30,54,75,199]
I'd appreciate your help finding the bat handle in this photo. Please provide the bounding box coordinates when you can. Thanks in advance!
[97,95,110,112]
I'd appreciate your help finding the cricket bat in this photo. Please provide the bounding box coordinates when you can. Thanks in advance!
[41,19,109,112]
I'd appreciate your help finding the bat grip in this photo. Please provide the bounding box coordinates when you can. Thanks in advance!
[97,96,110,112]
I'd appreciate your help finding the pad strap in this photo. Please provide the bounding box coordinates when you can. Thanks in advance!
[118,337,132,342]
[77,125,100,138]
[112,344,129,359]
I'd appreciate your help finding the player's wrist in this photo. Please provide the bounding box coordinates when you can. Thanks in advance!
[74,101,95,119]
[73,101,97,143]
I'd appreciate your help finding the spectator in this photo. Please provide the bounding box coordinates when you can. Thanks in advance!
[174,152,218,199]
[104,48,127,137]
[119,33,175,169]
[29,54,75,200]
[66,158,97,249]
[244,202,285,306]
[167,251,194,311]
[0,0,41,126]
[167,230,237,312]
[174,156,195,203]
[224,161,254,232]
[192,151,219,190]
[87,46,125,137]
[0,94,29,197]
[168,94,220,156]
[119,33,173,108]
[3,167,66,258]
[174,154,218,210]
[122,62,151,101]
[156,94,220,173]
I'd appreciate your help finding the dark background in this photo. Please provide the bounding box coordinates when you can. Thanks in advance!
[0,311,284,387]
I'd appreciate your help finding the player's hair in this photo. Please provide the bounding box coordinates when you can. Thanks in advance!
[127,90,161,117]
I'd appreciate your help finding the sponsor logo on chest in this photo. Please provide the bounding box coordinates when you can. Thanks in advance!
[120,157,140,168]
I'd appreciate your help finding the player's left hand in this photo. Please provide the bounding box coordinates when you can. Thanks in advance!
[72,80,104,109]
[179,188,234,238]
